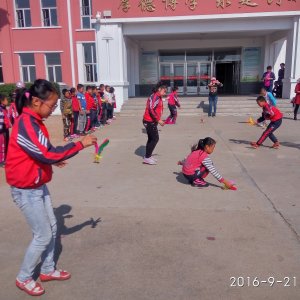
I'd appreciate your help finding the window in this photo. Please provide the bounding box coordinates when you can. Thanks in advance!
[0,55,3,83]
[19,53,36,82]
[41,0,58,26]
[81,0,92,29]
[15,0,32,27]
[83,43,97,82]
[45,53,62,82]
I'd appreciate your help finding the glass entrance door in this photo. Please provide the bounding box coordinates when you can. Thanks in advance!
[199,63,211,95]
[173,64,184,94]
[186,64,198,95]
[159,64,172,93]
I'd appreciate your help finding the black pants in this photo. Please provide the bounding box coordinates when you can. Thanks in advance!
[183,167,208,184]
[100,103,107,125]
[257,118,282,145]
[294,104,299,117]
[90,109,98,128]
[73,111,79,134]
[143,121,159,158]
[107,104,114,119]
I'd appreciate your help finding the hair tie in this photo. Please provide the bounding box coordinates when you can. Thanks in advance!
[25,92,30,99]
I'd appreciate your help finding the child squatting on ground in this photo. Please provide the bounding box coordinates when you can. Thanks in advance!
[5,79,97,296]
[178,137,235,189]
[250,96,283,149]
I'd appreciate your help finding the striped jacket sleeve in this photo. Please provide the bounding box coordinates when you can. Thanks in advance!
[17,116,84,164]
[148,94,160,121]
[202,157,224,182]
[174,95,180,107]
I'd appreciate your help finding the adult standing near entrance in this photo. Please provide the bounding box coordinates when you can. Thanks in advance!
[142,82,166,165]
[293,78,300,120]
[261,66,276,93]
[277,63,285,98]
[207,77,223,117]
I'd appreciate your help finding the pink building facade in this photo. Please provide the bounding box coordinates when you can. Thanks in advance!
[0,0,96,88]
[0,0,300,110]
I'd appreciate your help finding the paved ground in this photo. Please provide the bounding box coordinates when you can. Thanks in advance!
[0,111,300,300]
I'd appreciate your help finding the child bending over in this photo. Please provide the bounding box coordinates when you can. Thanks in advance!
[250,96,283,149]
[178,137,234,189]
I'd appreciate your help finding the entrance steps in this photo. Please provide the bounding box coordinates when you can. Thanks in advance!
[120,96,294,117]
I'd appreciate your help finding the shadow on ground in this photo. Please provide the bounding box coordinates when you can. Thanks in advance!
[54,205,101,265]
[135,145,146,158]
[173,172,223,189]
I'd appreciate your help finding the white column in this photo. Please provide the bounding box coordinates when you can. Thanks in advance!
[264,35,271,70]
[95,22,129,112]
[283,17,300,99]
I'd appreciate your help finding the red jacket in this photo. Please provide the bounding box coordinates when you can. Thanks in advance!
[257,103,283,123]
[294,83,300,105]
[143,92,164,122]
[168,91,180,107]
[5,108,84,189]
[182,150,208,175]
[72,95,80,112]
[85,92,95,111]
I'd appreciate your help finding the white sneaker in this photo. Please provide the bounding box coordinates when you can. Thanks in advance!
[143,157,157,165]
[150,156,157,162]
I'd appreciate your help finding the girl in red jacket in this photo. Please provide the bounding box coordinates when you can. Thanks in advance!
[142,82,166,165]
[178,137,234,188]
[250,96,283,149]
[5,79,97,296]
[293,78,300,120]
[165,86,181,124]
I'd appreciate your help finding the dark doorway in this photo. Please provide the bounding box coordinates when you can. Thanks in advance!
[216,62,239,94]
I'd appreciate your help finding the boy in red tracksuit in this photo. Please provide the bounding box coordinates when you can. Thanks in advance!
[142,82,166,165]
[165,86,180,124]
[251,96,283,149]
[84,86,94,132]
[70,87,80,135]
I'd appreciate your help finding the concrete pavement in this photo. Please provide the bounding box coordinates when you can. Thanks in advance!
[0,112,300,300]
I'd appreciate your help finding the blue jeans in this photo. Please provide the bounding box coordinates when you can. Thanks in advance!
[208,95,218,116]
[11,185,57,282]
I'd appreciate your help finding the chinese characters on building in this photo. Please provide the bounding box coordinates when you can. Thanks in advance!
[163,0,178,10]
[119,0,131,12]
[118,0,297,13]
[216,0,232,8]
[138,0,156,12]
[185,0,198,10]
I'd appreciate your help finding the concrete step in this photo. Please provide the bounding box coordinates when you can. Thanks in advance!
[120,97,294,116]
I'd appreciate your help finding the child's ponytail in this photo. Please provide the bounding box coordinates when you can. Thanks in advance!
[15,79,58,115]
[191,137,216,152]
[15,88,31,115]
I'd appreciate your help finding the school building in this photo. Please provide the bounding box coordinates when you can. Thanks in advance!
[0,1,299,111]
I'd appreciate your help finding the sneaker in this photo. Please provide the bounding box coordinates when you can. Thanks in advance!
[271,142,280,149]
[192,178,209,188]
[16,278,45,296]
[250,142,259,149]
[143,157,157,165]
[40,269,71,282]
[150,156,157,162]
